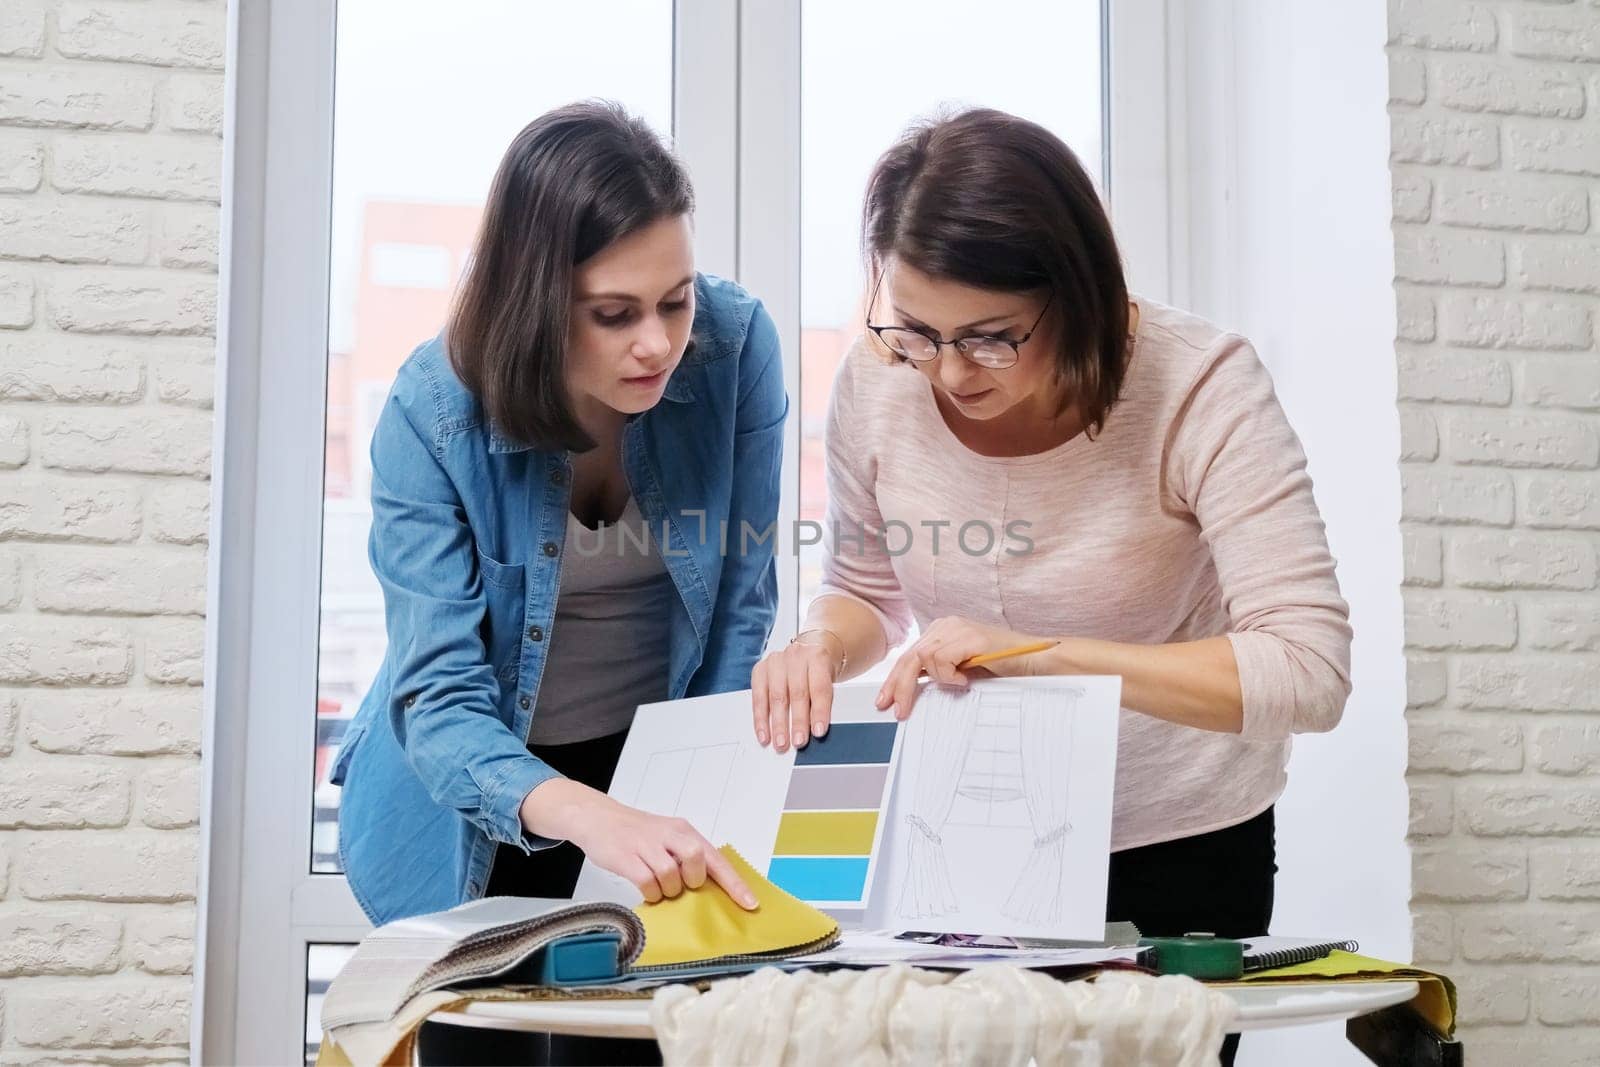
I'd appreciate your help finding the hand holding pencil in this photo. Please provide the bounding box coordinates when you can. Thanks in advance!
[952,639,1060,672]
[751,614,1064,751]
[876,618,1063,720]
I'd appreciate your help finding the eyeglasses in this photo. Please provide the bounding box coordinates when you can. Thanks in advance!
[865,272,1052,371]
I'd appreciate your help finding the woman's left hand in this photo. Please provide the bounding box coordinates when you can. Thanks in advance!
[874,617,1055,720]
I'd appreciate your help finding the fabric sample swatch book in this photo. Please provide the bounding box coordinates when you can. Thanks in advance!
[320,847,838,1034]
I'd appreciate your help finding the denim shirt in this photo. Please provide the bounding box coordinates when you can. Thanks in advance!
[332,273,786,924]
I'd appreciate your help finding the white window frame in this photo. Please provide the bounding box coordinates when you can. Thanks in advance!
[198,2,1177,1061]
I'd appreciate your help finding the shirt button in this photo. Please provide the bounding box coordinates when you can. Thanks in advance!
[519,695,531,710]
[403,694,416,708]
[551,469,567,487]
[527,625,544,642]
[542,542,558,557]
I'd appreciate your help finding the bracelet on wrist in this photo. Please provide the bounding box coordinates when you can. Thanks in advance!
[790,627,847,679]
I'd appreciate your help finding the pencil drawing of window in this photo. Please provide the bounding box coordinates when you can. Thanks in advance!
[947,689,1032,830]
[629,743,741,842]
[1002,687,1080,924]
[896,686,981,917]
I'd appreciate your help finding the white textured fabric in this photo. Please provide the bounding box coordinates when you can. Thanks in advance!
[650,964,1237,1066]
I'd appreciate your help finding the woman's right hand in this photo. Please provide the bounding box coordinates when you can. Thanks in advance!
[520,779,757,909]
[751,634,840,752]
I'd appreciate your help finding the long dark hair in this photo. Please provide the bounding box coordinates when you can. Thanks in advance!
[861,108,1129,434]
[447,101,694,452]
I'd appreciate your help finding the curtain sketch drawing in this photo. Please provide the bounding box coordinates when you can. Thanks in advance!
[896,684,1084,921]
[1003,687,1080,923]
[896,686,981,917]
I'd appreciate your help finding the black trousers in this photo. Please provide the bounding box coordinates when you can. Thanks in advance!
[1106,806,1277,938]
[1107,806,1278,1066]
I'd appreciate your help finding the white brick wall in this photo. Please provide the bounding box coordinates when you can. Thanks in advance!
[1391,1,1600,1058]
[0,1,220,1060]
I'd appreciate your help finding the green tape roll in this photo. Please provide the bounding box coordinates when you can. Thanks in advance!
[1138,932,1244,980]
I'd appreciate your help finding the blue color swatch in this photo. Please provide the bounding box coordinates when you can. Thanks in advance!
[793,722,898,766]
[766,857,871,903]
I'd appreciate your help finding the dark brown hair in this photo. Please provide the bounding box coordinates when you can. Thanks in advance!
[447,101,693,452]
[861,108,1129,434]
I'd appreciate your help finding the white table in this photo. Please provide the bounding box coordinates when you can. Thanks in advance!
[427,980,1420,1039]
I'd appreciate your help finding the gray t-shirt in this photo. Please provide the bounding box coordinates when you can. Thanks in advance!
[529,496,674,746]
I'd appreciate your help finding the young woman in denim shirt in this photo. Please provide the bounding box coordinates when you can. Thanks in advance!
[332,103,784,941]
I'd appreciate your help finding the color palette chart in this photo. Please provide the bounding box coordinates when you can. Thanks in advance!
[766,721,901,908]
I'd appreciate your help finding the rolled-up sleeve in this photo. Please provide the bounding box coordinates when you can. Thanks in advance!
[368,384,560,850]
[814,346,914,650]
[1166,337,1354,741]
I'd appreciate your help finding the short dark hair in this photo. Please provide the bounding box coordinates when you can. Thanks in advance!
[861,108,1129,435]
[447,100,694,452]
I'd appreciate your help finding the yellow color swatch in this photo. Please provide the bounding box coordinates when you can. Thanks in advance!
[773,810,878,856]
[633,846,839,968]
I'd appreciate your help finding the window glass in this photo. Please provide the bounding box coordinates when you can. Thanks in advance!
[311,0,673,872]
[799,1,1104,670]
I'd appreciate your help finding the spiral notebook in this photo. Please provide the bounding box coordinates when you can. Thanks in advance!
[1240,936,1359,972]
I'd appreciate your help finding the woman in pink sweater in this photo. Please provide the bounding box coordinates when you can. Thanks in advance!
[752,109,1353,987]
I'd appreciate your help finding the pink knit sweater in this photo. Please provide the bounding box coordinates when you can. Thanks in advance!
[816,298,1354,850]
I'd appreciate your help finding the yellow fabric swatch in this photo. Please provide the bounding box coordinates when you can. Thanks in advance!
[774,811,879,855]
[315,1031,413,1067]
[314,1038,351,1067]
[633,846,839,968]
[1225,950,1457,1037]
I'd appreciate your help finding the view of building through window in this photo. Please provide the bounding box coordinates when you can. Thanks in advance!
[313,200,486,871]
[304,1,674,1047]
[310,0,673,875]
[796,0,1104,639]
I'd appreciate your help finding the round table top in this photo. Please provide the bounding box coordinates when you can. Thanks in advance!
[427,979,1420,1039]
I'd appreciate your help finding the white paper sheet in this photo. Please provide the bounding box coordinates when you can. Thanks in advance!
[575,676,1119,942]
[861,676,1122,942]
[573,684,904,908]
